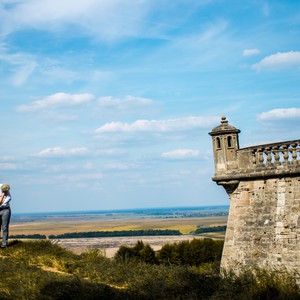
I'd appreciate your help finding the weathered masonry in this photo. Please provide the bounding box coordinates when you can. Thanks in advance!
[209,116,300,276]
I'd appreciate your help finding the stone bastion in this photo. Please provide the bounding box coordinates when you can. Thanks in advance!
[209,116,299,278]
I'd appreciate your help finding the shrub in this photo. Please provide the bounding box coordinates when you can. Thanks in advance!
[157,238,223,267]
[114,240,157,264]
[216,268,300,300]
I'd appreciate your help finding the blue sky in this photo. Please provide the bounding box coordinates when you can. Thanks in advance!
[1,0,300,213]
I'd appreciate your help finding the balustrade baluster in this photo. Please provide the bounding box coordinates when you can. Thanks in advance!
[251,150,257,165]
[282,145,289,165]
[291,144,297,165]
[258,148,264,166]
[273,146,280,165]
[265,147,272,166]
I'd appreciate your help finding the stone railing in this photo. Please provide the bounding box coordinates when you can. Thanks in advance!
[240,140,300,168]
[213,139,300,184]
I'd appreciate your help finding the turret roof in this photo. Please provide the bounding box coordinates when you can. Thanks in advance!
[209,116,240,136]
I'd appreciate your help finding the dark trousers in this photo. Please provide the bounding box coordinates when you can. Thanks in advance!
[0,208,11,247]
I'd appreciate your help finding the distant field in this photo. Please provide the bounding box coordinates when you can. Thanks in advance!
[10,215,228,256]
[10,215,228,236]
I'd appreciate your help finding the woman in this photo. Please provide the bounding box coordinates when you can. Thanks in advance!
[0,184,12,248]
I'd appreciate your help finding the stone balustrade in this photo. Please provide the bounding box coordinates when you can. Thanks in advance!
[213,139,300,183]
[241,139,300,168]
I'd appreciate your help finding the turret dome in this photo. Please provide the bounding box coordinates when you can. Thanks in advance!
[209,116,240,136]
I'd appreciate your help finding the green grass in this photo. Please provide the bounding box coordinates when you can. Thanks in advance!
[0,240,298,299]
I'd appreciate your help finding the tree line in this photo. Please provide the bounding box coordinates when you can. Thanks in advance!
[10,227,227,240]
[193,226,226,234]
[10,234,47,239]
[48,229,182,239]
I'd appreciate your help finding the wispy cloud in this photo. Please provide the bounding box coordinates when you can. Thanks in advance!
[104,163,135,170]
[0,0,152,41]
[262,2,270,16]
[37,147,89,157]
[243,49,260,56]
[0,163,18,170]
[56,172,103,182]
[0,51,37,86]
[258,108,300,121]
[198,19,228,42]
[97,95,157,114]
[41,66,80,84]
[17,93,95,112]
[253,51,300,71]
[161,149,200,159]
[0,1,214,42]
[162,19,229,68]
[11,61,37,86]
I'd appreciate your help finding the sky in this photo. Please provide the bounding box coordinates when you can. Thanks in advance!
[0,0,300,213]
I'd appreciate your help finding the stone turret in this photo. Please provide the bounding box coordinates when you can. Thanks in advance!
[209,115,240,175]
[209,116,300,281]
[209,116,241,193]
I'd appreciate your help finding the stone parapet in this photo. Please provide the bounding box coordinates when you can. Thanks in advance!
[213,139,300,184]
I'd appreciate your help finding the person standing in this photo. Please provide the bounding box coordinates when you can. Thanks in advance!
[0,184,11,248]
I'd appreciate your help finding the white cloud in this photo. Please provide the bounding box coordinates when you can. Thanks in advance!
[17,92,95,112]
[258,108,300,121]
[253,51,300,71]
[243,49,260,56]
[95,116,218,133]
[37,147,89,157]
[98,95,156,110]
[161,149,200,159]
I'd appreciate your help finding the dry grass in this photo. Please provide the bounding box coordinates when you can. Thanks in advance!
[10,216,228,257]
[10,216,228,236]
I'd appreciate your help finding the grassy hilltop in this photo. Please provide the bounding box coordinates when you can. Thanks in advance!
[0,240,299,300]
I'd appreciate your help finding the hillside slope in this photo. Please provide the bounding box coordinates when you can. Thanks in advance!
[0,240,298,300]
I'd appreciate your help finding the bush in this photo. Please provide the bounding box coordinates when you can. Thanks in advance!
[114,240,157,264]
[157,238,223,267]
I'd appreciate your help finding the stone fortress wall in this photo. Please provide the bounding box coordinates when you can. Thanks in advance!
[209,116,299,276]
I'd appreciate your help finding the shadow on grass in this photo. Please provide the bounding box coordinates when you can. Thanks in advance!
[39,278,130,300]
